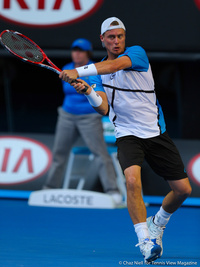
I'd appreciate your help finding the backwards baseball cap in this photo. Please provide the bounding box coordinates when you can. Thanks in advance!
[71,38,92,51]
[101,17,126,35]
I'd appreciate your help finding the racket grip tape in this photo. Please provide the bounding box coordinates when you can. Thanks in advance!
[72,79,88,93]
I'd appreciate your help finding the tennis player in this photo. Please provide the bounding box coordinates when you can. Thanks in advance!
[59,17,192,262]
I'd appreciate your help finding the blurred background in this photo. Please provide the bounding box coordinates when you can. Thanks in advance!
[0,0,200,198]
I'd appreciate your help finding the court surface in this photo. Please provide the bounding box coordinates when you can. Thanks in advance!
[0,198,199,267]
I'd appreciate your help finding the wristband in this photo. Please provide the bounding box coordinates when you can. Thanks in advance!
[85,88,103,107]
[76,64,98,77]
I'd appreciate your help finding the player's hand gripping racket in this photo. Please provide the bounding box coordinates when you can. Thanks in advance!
[0,29,88,92]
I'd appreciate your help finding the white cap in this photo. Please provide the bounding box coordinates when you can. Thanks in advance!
[101,17,126,35]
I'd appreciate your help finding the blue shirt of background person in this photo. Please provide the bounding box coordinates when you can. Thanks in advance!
[62,38,96,115]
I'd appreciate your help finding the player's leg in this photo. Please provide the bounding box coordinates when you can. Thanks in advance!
[147,177,192,257]
[151,178,192,228]
[163,177,192,213]
[117,136,147,223]
[124,165,146,224]
[146,132,192,257]
[124,165,161,262]
[117,136,161,262]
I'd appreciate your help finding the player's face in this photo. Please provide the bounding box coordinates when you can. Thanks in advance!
[100,29,126,59]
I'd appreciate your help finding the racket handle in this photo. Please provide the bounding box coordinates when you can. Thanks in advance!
[82,86,88,93]
[72,79,88,93]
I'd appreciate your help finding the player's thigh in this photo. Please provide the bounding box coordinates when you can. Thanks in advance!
[145,132,187,180]
[116,135,145,173]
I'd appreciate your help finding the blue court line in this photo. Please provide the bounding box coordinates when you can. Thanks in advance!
[0,189,31,199]
[143,195,200,207]
[0,189,200,206]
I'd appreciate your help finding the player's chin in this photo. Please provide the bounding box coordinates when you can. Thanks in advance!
[113,49,123,56]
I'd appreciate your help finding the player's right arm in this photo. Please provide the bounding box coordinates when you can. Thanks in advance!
[60,55,132,82]
[60,46,149,83]
[94,56,132,74]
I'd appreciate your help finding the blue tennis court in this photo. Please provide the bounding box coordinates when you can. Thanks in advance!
[0,195,199,267]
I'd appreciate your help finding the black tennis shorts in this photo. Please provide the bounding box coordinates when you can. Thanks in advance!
[116,132,187,180]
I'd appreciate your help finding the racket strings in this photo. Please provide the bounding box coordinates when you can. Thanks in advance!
[1,31,44,63]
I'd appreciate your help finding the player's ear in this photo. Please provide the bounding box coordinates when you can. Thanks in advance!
[100,34,105,48]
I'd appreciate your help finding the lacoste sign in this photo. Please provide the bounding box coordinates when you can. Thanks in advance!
[0,0,103,27]
[29,189,116,209]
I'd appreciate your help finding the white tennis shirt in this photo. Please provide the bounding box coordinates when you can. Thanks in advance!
[90,46,166,139]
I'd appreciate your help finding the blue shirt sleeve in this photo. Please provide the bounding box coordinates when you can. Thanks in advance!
[118,46,149,72]
[89,75,105,92]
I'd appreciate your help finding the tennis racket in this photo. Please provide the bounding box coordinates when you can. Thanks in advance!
[0,29,88,92]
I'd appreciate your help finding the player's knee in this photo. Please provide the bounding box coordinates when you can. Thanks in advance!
[175,184,192,199]
[126,175,141,192]
[184,184,192,197]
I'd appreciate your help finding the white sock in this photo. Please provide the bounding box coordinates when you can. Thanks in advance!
[154,206,172,227]
[134,222,150,241]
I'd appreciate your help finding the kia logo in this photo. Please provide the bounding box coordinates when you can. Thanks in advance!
[0,136,52,185]
[194,0,200,10]
[0,0,103,28]
[187,153,200,187]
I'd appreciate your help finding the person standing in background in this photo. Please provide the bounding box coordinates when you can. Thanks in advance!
[43,38,122,205]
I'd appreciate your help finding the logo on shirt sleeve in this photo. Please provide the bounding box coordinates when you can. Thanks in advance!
[110,73,116,80]
[91,84,96,89]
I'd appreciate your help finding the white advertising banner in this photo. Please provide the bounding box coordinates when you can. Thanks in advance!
[0,0,103,27]
[28,189,116,209]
